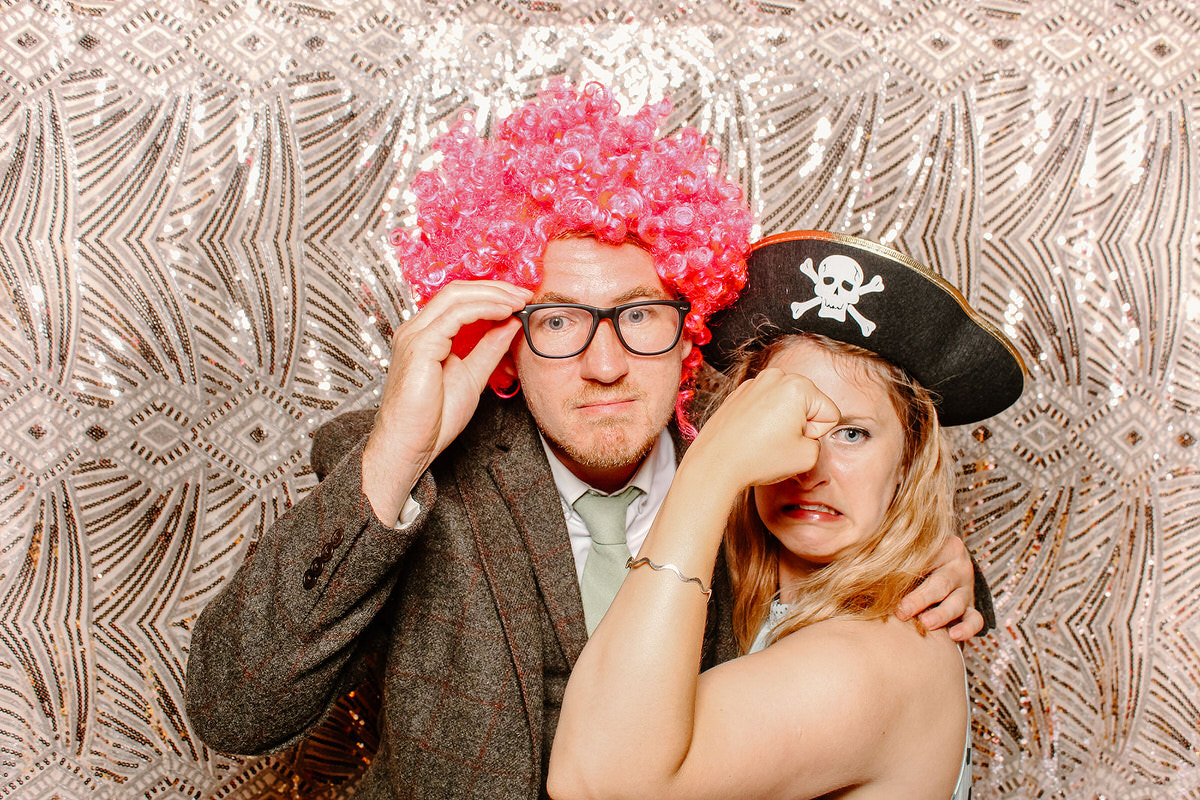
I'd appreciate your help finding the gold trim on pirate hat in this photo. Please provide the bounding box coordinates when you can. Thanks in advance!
[704,230,1027,426]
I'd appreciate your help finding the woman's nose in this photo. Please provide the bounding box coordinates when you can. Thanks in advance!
[793,459,829,491]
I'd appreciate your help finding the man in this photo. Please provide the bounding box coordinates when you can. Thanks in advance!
[184,82,983,799]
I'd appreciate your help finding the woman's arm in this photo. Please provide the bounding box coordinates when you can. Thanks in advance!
[549,369,888,800]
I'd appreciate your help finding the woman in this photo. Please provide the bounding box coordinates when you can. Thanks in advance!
[547,230,1025,800]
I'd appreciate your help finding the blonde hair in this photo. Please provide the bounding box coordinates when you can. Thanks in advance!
[713,333,955,653]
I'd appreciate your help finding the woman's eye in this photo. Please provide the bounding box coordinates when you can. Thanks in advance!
[834,427,868,443]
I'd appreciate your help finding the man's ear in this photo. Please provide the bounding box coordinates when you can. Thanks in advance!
[487,350,519,394]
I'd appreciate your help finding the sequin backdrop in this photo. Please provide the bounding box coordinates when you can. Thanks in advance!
[0,0,1197,797]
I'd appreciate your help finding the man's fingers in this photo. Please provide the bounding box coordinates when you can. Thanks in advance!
[916,587,971,631]
[457,318,522,388]
[896,571,954,621]
[417,279,532,313]
[898,536,976,624]
[398,280,531,339]
[948,608,986,642]
[397,298,527,361]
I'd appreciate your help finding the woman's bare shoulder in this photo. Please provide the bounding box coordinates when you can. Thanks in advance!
[764,617,967,788]
[764,616,964,707]
[686,616,967,797]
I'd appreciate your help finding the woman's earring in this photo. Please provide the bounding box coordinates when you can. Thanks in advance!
[493,380,520,399]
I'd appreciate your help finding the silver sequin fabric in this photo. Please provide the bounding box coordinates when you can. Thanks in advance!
[0,2,1197,797]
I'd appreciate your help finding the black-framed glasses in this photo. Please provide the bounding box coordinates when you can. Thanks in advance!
[514,300,691,358]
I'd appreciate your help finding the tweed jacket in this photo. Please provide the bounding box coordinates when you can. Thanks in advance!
[185,392,739,799]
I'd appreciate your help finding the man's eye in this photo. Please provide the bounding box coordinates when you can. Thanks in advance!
[625,308,648,324]
[542,315,570,331]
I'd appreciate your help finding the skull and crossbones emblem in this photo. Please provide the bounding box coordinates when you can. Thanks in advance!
[790,255,885,337]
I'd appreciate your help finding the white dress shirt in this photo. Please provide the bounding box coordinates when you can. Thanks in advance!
[539,429,677,583]
[392,431,677,585]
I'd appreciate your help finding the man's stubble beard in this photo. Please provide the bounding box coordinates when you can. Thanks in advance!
[541,416,661,473]
[539,383,673,473]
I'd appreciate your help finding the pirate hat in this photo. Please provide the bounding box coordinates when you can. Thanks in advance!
[705,230,1026,426]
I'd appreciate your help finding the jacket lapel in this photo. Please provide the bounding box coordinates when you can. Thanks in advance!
[479,391,716,675]
[486,402,589,666]
[458,392,736,771]
[454,395,586,767]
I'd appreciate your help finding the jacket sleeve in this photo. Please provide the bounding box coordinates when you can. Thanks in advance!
[973,554,996,633]
[183,421,437,755]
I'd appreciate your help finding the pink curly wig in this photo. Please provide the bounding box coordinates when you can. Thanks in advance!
[390,81,753,434]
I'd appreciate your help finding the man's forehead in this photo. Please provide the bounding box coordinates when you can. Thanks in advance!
[532,285,672,305]
[533,238,675,304]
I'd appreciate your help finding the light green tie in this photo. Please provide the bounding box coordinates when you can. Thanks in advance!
[574,486,643,635]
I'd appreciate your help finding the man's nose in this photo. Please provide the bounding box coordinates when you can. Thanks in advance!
[578,320,630,383]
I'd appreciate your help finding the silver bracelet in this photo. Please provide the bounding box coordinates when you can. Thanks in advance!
[625,557,712,598]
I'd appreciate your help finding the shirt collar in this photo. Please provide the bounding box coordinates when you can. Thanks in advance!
[539,429,669,506]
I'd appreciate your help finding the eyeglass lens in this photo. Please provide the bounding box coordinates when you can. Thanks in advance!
[526,303,683,357]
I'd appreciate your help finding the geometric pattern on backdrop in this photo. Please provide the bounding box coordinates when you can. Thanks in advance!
[0,2,1197,797]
